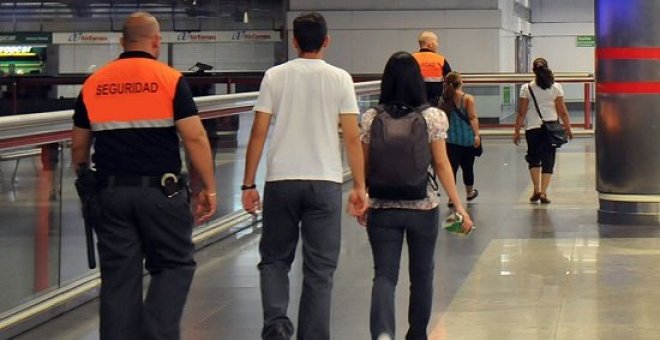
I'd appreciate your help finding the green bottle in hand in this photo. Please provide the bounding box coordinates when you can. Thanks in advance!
[442,212,474,235]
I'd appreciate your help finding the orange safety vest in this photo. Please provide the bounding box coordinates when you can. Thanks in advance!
[82,57,181,132]
[413,51,446,83]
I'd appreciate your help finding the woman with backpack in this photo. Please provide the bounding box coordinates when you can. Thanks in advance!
[440,71,481,207]
[513,57,573,204]
[358,51,473,340]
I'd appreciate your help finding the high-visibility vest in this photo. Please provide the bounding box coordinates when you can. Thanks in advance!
[82,57,181,132]
[413,51,446,83]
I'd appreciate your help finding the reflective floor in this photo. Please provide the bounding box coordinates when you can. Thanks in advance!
[14,137,660,340]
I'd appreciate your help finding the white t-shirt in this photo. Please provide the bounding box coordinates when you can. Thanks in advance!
[520,82,564,130]
[254,58,359,183]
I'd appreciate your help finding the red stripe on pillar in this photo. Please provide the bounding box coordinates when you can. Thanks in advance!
[597,48,660,60]
[598,82,660,94]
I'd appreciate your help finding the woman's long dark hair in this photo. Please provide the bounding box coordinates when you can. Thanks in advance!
[440,71,461,113]
[379,51,427,110]
[533,57,554,90]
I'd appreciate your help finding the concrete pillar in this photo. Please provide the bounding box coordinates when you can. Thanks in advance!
[595,0,660,224]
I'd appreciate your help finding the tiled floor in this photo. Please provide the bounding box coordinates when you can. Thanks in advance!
[13,136,660,340]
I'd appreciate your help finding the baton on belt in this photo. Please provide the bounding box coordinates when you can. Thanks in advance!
[74,164,97,269]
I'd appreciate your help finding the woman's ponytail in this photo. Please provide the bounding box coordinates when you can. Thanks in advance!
[533,58,554,90]
[440,71,461,113]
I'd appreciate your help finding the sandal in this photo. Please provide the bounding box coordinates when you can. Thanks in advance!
[529,192,542,203]
[467,189,479,201]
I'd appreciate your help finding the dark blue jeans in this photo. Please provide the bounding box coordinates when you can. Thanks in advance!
[367,207,439,340]
[258,180,342,340]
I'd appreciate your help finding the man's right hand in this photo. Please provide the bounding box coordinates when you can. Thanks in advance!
[195,191,217,224]
[242,189,261,215]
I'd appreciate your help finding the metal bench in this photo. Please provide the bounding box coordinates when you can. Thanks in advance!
[0,148,42,184]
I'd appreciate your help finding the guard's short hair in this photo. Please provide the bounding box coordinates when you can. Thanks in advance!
[417,31,437,47]
[293,12,327,53]
[122,12,159,44]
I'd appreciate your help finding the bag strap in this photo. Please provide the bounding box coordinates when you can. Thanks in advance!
[527,82,545,121]
[373,104,386,115]
[456,94,471,124]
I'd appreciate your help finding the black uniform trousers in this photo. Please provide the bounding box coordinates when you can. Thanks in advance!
[96,183,196,340]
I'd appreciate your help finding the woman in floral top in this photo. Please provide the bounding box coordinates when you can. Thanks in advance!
[359,51,473,340]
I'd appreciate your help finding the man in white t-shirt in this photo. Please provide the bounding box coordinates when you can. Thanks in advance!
[241,12,367,340]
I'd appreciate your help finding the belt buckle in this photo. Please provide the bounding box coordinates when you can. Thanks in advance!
[160,173,180,197]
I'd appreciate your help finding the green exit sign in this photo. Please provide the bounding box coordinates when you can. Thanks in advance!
[577,35,596,47]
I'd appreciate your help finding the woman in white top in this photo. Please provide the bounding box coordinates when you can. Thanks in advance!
[513,58,573,204]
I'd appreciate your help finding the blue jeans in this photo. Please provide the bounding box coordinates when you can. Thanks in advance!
[258,180,342,340]
[367,207,439,340]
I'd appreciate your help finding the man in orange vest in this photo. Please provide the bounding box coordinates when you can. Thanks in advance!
[71,12,216,339]
[413,31,453,106]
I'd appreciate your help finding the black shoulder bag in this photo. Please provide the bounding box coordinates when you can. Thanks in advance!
[528,83,568,148]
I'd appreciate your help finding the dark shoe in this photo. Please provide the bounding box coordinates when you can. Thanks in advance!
[529,192,542,203]
[467,189,479,201]
[539,194,551,204]
[263,324,292,340]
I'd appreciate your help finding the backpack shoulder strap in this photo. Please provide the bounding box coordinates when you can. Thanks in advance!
[453,94,470,125]
[373,104,386,114]
[415,103,431,114]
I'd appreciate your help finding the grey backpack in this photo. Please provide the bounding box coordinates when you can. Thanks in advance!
[368,103,433,200]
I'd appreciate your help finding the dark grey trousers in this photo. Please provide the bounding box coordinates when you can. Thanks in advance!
[258,180,342,340]
[96,185,195,340]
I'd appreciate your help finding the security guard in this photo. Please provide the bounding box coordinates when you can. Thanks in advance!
[71,12,217,340]
[413,31,453,106]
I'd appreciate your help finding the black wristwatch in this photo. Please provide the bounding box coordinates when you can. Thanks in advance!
[241,184,257,191]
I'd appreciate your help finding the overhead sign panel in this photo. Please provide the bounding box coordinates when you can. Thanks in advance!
[0,33,52,44]
[163,30,281,43]
[53,32,121,44]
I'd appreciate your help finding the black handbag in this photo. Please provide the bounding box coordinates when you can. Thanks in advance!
[528,84,568,148]
[473,142,483,157]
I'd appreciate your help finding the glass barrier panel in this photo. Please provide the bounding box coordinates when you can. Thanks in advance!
[0,142,64,315]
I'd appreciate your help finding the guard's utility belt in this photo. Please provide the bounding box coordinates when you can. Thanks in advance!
[98,173,185,197]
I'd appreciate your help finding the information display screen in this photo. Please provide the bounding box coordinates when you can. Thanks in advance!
[0,45,47,75]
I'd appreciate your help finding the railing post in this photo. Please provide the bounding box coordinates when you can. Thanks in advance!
[12,80,18,115]
[584,82,592,130]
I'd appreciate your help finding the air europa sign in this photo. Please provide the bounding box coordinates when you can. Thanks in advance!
[51,31,280,44]
[53,32,120,44]
[69,33,109,43]
[163,31,280,43]
[175,32,218,42]
[231,31,275,41]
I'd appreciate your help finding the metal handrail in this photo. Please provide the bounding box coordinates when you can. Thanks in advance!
[461,73,594,83]
[0,73,599,149]
[0,80,381,150]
